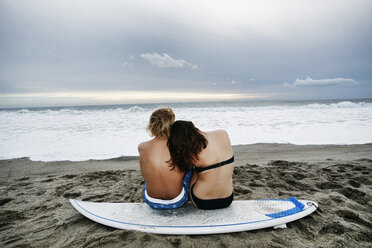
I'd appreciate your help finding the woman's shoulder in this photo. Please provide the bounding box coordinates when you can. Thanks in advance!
[204,130,231,145]
[206,129,229,138]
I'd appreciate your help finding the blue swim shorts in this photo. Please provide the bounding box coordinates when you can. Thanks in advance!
[143,169,192,209]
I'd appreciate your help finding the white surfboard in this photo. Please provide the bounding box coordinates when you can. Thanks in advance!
[70,197,318,235]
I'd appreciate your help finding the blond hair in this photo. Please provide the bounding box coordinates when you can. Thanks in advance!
[146,107,175,138]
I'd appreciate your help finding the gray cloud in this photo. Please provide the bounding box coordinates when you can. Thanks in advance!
[283,77,358,88]
[0,0,371,106]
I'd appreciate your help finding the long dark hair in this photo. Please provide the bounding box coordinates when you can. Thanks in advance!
[167,120,208,173]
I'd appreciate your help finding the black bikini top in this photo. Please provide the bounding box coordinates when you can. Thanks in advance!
[194,156,234,173]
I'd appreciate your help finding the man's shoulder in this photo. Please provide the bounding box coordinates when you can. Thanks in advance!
[138,140,153,153]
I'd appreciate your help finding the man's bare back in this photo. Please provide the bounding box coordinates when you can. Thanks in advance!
[139,138,184,200]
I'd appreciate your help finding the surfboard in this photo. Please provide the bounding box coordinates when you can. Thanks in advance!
[70,197,318,235]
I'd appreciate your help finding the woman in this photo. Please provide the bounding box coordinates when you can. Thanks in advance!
[138,108,192,209]
[167,120,234,210]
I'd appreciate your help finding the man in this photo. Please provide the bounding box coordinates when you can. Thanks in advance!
[138,107,192,209]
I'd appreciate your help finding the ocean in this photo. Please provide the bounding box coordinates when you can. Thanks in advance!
[1,99,371,161]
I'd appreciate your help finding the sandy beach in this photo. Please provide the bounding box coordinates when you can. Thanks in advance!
[1,143,371,247]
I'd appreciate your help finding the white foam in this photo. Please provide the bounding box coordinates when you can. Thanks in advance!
[304,101,371,109]
[0,101,371,161]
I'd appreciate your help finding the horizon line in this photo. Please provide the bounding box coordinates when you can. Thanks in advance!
[0,96,371,110]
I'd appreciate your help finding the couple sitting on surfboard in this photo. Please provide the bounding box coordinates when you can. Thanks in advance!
[138,108,234,210]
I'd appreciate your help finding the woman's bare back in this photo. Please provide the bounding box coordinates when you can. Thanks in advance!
[192,130,234,199]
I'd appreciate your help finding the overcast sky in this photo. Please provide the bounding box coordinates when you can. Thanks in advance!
[0,0,371,107]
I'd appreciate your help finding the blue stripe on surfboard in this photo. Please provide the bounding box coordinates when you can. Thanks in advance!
[265,197,305,218]
[73,199,312,229]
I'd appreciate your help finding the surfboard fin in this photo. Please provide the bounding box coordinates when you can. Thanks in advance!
[273,224,287,229]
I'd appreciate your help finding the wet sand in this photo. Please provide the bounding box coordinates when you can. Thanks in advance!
[1,143,371,247]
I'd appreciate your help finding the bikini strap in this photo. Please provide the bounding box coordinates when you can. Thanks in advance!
[195,156,234,173]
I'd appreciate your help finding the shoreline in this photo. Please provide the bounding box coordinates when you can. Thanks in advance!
[1,143,371,180]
